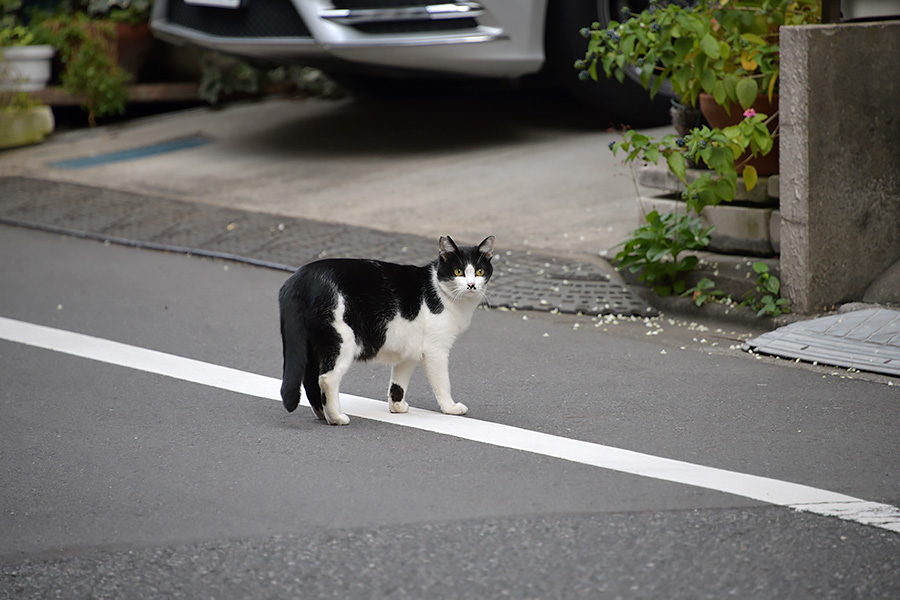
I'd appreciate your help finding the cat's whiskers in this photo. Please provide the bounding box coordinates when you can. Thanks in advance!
[477,287,493,309]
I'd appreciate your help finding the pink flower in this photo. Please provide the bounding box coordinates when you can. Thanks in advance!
[743,108,757,118]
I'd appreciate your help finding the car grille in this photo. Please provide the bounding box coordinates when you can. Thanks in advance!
[166,0,311,37]
[352,18,477,34]
[328,0,479,34]
[332,0,449,7]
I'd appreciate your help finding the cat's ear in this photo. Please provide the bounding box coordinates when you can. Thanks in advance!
[478,236,495,259]
[439,236,459,262]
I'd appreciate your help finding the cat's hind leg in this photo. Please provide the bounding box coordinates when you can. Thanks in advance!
[303,350,326,421]
[319,349,353,425]
[317,297,356,426]
[388,360,416,414]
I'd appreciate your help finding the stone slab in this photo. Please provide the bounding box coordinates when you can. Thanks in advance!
[637,196,775,257]
[863,258,900,305]
[637,165,775,205]
[743,307,900,377]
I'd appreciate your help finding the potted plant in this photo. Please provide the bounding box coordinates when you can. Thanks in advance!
[86,0,154,80]
[574,0,819,307]
[0,0,55,92]
[35,12,131,126]
[578,0,821,177]
[579,0,819,111]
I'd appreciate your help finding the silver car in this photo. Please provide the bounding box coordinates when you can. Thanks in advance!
[150,0,671,125]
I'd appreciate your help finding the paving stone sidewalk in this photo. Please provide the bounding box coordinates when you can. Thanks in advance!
[0,176,656,318]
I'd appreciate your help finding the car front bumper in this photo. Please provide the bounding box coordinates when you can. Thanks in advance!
[150,0,547,78]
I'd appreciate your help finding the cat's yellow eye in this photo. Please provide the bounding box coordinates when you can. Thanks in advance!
[475,268,485,277]
[454,268,464,276]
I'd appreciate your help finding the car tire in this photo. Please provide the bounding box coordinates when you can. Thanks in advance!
[545,0,673,128]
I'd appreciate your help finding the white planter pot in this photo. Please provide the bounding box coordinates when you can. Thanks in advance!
[0,45,55,92]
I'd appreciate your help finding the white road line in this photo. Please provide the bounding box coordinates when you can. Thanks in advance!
[2,315,899,534]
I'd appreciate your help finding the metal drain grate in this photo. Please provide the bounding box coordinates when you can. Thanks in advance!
[0,176,655,317]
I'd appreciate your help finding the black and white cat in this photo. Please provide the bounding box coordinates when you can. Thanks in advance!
[279,235,495,425]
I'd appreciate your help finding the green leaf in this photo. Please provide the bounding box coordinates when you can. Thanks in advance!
[601,53,615,76]
[644,146,660,164]
[754,129,774,155]
[700,67,715,93]
[714,176,736,202]
[735,78,758,109]
[674,36,693,63]
[671,66,692,94]
[666,152,687,182]
[646,244,670,262]
[650,71,665,97]
[680,255,699,270]
[724,74,738,102]
[718,41,730,60]
[740,33,767,46]
[621,36,635,58]
[654,284,674,296]
[699,34,720,59]
[629,133,649,147]
[713,80,727,106]
[641,61,655,88]
[752,261,769,274]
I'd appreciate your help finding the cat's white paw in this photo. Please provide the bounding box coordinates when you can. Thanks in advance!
[443,402,468,416]
[325,412,350,426]
[390,400,409,414]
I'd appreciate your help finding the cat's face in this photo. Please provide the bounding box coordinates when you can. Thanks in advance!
[436,236,495,299]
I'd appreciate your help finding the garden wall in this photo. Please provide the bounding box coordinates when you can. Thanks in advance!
[779,20,900,313]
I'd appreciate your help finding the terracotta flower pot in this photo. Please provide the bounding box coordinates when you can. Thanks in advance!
[699,92,779,176]
[115,22,154,82]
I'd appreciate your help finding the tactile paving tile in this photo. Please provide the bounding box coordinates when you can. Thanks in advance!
[743,308,900,377]
[0,176,655,317]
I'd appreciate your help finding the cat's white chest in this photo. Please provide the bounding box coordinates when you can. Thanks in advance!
[374,301,474,365]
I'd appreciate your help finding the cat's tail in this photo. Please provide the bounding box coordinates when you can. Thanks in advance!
[279,287,307,413]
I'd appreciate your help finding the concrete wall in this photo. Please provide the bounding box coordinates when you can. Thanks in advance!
[779,20,900,313]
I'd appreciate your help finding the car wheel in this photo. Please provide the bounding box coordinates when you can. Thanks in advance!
[545,0,674,127]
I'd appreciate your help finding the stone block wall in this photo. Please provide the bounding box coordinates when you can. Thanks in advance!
[779,20,900,313]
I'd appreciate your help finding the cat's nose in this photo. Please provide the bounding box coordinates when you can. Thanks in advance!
[467,282,476,290]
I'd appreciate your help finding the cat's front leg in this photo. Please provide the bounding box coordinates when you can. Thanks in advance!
[388,360,416,414]
[422,351,468,416]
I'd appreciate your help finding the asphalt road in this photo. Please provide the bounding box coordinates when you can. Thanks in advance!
[2,225,899,599]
